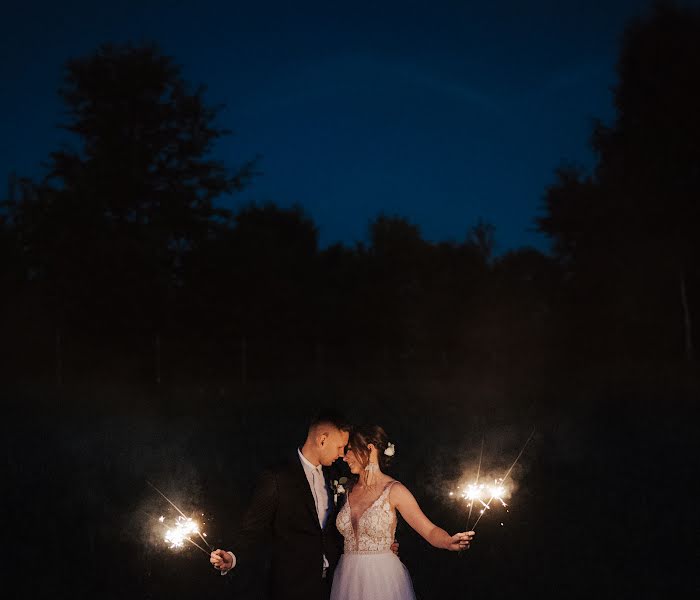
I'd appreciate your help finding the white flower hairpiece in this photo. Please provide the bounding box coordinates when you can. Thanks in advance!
[384,442,395,456]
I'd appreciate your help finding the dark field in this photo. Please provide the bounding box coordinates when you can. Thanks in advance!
[5,363,697,599]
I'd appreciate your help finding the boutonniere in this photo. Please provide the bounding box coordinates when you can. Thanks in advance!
[331,477,348,506]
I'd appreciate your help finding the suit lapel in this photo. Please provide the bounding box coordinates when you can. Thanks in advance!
[293,453,322,529]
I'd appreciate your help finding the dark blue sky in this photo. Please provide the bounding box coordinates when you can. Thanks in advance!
[3,0,693,251]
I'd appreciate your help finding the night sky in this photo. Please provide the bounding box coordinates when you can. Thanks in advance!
[3,0,694,251]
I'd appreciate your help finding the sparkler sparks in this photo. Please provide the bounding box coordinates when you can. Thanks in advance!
[453,427,536,533]
[161,515,210,556]
[147,480,213,558]
[456,479,510,514]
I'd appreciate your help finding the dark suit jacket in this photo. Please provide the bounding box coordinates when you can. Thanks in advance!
[230,454,343,600]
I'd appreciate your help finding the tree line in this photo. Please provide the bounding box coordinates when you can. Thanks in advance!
[2,2,699,387]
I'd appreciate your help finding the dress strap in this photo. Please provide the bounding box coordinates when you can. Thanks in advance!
[382,479,399,498]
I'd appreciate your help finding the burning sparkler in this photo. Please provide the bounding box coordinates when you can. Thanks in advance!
[469,428,535,530]
[161,514,210,556]
[453,427,535,532]
[147,480,213,558]
[455,478,510,525]
[466,435,484,532]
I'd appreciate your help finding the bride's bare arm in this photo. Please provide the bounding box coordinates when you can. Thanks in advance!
[391,483,474,551]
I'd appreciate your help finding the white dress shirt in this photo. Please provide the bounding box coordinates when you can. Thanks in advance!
[222,449,330,574]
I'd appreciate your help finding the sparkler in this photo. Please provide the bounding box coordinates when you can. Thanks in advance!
[469,427,535,530]
[455,435,485,557]
[161,514,210,557]
[456,478,509,527]
[147,480,213,556]
[465,435,484,532]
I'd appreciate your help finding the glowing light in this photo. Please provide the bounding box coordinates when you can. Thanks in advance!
[455,428,535,535]
[147,481,213,558]
[455,478,509,509]
[164,516,201,549]
[451,477,511,532]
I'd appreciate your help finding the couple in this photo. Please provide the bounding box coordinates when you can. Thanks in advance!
[210,412,475,600]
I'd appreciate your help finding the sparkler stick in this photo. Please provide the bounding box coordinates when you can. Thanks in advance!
[147,480,213,551]
[458,435,484,557]
[470,427,535,531]
[466,435,485,531]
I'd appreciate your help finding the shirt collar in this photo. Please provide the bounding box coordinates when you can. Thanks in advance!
[298,448,323,473]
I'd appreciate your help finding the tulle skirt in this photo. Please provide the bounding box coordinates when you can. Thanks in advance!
[330,551,416,600]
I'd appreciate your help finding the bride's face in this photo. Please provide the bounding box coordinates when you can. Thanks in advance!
[343,446,364,475]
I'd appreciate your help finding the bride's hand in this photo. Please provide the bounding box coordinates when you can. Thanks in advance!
[447,530,475,551]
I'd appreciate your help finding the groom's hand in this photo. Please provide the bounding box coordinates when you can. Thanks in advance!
[210,549,233,572]
[390,540,400,557]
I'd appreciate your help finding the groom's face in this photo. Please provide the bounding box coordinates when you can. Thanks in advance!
[318,427,350,466]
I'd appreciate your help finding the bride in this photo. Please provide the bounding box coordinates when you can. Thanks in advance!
[330,425,475,600]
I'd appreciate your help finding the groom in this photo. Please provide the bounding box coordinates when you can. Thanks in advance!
[210,411,351,600]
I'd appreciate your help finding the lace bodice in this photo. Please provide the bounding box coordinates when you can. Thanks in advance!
[336,481,398,553]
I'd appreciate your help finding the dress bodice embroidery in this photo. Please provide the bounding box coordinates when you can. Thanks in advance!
[336,481,398,553]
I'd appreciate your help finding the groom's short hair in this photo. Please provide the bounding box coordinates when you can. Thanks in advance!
[308,409,350,434]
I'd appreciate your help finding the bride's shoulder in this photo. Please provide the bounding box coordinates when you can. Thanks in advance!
[387,480,422,504]
[385,479,409,500]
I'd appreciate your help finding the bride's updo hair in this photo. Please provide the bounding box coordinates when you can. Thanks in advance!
[349,425,393,471]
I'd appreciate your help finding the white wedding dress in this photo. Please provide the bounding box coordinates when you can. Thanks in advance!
[330,480,416,600]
